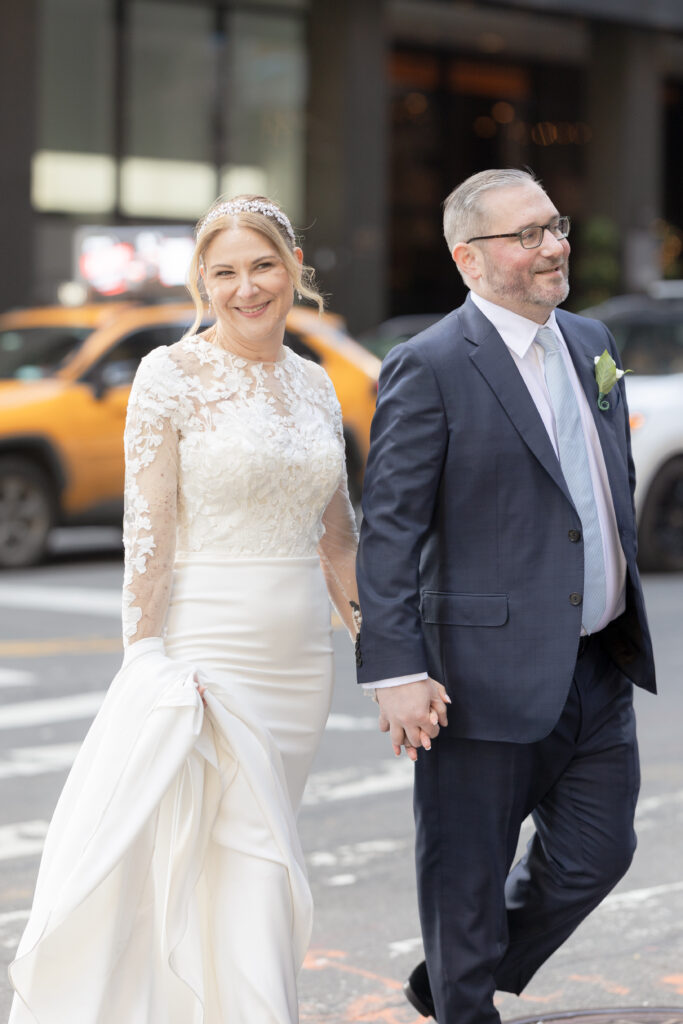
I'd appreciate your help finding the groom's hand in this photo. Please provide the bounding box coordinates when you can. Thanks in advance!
[377,678,450,761]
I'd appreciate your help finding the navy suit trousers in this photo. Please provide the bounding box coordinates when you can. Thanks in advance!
[413,634,640,1024]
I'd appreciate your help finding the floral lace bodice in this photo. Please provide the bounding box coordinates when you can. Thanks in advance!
[122,335,358,646]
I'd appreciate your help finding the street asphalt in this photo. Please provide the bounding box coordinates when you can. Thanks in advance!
[0,539,681,1022]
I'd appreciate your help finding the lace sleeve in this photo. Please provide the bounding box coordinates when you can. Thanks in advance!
[318,475,360,638]
[122,348,182,646]
[314,368,360,639]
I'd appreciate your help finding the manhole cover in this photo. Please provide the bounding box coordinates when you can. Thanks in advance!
[506,1010,683,1024]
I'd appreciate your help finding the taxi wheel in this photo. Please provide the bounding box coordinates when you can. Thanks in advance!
[0,457,56,569]
[638,456,683,572]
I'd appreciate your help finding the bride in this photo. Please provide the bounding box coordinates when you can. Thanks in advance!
[8,196,360,1024]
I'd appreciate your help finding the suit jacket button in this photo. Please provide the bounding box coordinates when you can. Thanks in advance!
[568,529,581,542]
[569,592,583,606]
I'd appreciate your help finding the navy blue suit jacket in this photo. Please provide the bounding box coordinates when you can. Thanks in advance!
[356,296,656,742]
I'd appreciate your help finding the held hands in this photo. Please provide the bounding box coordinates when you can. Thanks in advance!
[376,677,451,761]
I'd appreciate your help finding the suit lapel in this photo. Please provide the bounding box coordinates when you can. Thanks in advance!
[460,298,573,505]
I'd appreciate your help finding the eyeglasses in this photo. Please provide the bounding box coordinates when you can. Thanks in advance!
[466,216,571,249]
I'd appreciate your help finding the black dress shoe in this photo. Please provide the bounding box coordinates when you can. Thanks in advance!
[403,960,436,1020]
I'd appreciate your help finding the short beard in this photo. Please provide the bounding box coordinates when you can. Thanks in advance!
[530,277,570,307]
[484,257,570,313]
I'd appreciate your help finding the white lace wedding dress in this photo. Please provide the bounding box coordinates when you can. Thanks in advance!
[8,336,359,1024]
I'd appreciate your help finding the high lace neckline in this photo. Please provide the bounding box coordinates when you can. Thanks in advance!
[188,333,290,366]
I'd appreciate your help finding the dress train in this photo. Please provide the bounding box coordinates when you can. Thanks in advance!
[8,641,314,1023]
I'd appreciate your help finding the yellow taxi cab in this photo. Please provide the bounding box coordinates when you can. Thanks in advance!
[0,302,380,568]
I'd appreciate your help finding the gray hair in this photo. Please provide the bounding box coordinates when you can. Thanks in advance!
[443,169,542,251]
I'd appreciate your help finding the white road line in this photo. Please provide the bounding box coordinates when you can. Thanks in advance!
[0,821,48,861]
[0,586,350,629]
[389,936,424,958]
[3,807,682,917]
[0,690,376,738]
[636,789,683,815]
[0,762,412,859]
[603,878,683,908]
[0,909,30,928]
[0,668,35,688]
[0,585,120,617]
[1,685,682,828]
[326,713,377,731]
[0,691,106,729]
[302,758,413,806]
[0,737,404,793]
[309,838,407,870]
[0,743,81,780]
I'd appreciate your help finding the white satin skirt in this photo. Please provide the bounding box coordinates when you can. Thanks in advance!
[8,555,334,1024]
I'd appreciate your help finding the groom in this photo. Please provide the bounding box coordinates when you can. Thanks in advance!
[356,169,656,1024]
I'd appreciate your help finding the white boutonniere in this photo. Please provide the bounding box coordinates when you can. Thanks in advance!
[593,350,632,410]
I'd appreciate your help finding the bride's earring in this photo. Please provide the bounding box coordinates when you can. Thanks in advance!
[296,290,302,302]
[207,296,212,314]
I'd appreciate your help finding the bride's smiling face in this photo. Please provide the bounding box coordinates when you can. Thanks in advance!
[201,226,302,352]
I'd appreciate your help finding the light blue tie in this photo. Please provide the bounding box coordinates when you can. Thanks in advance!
[536,326,606,633]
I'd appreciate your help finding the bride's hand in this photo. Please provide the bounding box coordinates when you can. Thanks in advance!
[430,681,451,721]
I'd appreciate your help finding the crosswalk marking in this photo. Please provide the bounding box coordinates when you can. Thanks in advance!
[0,762,413,862]
[0,743,81,780]
[1,683,681,826]
[0,587,346,632]
[603,878,683,907]
[0,691,106,730]
[0,821,49,862]
[0,731,390,785]
[0,669,34,688]
[0,688,381,789]
[0,691,375,736]
[303,759,412,806]
[0,908,30,928]
[326,713,377,731]
[0,585,121,617]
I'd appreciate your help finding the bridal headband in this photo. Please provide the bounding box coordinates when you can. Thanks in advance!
[197,200,296,246]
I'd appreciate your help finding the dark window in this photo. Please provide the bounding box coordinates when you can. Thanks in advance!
[389,48,584,316]
[608,314,683,375]
[86,325,182,390]
[284,330,321,364]
[0,327,91,380]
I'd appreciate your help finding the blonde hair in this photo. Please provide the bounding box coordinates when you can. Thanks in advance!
[184,193,324,338]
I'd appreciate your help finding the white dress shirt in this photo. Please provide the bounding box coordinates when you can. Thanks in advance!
[364,291,627,691]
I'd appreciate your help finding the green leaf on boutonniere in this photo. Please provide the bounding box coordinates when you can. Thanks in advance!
[594,349,632,410]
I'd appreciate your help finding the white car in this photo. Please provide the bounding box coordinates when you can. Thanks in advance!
[582,292,683,571]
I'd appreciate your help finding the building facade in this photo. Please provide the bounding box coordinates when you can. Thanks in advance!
[2,0,682,331]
